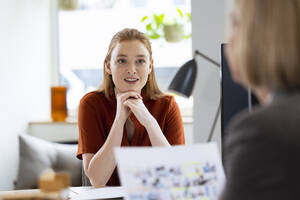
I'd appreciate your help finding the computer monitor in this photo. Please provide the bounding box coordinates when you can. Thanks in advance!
[221,44,258,139]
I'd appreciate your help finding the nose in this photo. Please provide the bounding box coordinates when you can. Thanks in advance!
[127,64,137,75]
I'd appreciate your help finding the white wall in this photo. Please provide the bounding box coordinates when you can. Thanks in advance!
[191,0,226,147]
[0,0,52,190]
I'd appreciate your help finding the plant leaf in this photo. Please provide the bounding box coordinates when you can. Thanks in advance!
[186,12,191,21]
[176,8,184,18]
[146,23,153,31]
[141,16,148,22]
[147,30,161,39]
[153,14,164,28]
[184,33,191,40]
[149,33,161,39]
[160,14,165,23]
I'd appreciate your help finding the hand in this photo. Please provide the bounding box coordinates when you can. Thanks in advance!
[123,98,153,128]
[115,90,142,124]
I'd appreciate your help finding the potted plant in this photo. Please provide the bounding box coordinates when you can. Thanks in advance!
[141,8,191,43]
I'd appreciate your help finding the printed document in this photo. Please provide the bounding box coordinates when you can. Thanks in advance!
[115,143,225,200]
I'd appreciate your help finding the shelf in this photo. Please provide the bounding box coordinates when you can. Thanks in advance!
[27,117,193,144]
[27,120,78,143]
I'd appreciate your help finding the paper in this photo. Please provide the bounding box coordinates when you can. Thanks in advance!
[70,186,125,200]
[115,143,225,200]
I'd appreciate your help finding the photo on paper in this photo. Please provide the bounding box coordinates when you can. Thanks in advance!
[115,143,225,200]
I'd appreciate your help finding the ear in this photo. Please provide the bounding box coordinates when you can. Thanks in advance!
[105,60,112,75]
[148,59,153,74]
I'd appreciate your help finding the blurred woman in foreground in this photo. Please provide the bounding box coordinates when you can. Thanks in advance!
[221,0,300,199]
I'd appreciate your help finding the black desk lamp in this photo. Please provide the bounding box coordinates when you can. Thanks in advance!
[168,50,220,142]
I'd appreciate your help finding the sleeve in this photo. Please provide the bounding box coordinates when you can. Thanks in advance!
[220,118,287,200]
[163,96,185,145]
[76,98,106,160]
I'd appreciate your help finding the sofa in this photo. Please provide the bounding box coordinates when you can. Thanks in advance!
[14,134,83,189]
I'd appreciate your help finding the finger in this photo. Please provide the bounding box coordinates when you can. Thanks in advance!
[125,98,141,104]
[119,92,141,102]
[123,102,133,114]
[127,95,139,100]
[123,100,137,109]
[126,107,131,114]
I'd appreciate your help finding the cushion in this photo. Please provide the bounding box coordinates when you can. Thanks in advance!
[15,134,82,189]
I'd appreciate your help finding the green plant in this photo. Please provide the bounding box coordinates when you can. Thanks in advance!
[141,8,191,41]
[141,13,165,39]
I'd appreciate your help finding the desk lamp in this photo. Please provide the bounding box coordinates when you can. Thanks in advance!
[168,50,220,142]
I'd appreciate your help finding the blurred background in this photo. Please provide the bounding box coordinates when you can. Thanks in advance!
[0,0,229,190]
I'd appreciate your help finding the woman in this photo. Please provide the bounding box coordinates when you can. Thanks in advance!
[76,28,185,187]
[221,0,300,199]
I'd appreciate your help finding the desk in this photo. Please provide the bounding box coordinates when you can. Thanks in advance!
[0,186,125,200]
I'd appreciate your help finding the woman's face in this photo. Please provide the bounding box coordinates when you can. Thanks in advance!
[226,6,242,83]
[106,40,152,94]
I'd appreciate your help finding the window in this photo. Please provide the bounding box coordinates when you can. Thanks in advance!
[57,0,192,117]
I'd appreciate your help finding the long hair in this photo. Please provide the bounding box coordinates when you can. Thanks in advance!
[98,28,164,100]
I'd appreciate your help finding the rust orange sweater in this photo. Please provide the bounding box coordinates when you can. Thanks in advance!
[77,91,185,186]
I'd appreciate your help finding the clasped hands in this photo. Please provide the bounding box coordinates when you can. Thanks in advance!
[115,90,153,128]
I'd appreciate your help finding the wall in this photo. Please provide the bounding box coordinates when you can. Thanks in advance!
[191,0,226,148]
[0,0,52,190]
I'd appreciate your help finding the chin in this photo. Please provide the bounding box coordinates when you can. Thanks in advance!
[115,82,145,93]
[118,88,140,93]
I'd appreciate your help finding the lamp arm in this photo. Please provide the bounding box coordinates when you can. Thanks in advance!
[194,50,220,68]
[207,100,221,142]
[193,50,221,142]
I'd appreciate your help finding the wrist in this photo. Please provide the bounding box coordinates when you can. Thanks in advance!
[144,115,156,130]
[114,115,126,127]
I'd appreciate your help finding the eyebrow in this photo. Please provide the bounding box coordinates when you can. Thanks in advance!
[117,54,128,57]
[117,54,146,57]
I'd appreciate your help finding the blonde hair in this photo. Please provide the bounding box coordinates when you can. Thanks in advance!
[98,28,164,100]
[232,0,300,91]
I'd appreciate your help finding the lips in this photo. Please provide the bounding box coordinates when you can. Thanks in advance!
[124,78,139,83]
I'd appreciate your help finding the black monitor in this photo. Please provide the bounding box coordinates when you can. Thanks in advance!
[221,44,258,139]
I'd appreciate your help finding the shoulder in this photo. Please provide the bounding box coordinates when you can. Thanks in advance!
[225,107,267,140]
[81,91,106,101]
[149,95,177,109]
[225,96,300,147]
[225,105,277,145]
[79,91,109,108]
[154,94,175,104]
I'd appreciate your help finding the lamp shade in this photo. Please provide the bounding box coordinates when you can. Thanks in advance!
[168,59,197,97]
[167,49,221,142]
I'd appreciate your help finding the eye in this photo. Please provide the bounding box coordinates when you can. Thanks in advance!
[117,58,127,64]
[136,59,146,65]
